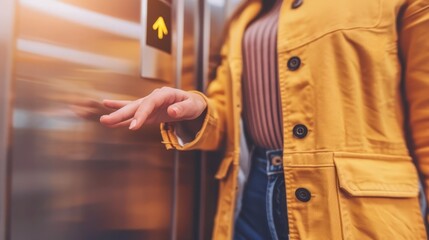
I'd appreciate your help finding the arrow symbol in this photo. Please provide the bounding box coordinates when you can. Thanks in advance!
[152,16,168,40]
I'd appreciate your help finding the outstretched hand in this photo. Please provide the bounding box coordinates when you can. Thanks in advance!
[100,87,207,130]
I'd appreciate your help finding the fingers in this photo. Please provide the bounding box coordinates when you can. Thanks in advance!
[101,87,194,130]
[100,100,141,126]
[129,88,174,130]
[105,119,133,128]
[103,99,132,109]
[129,106,153,130]
[167,98,195,119]
[168,92,207,119]
[129,87,188,130]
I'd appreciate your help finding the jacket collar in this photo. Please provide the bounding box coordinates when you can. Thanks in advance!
[228,0,262,61]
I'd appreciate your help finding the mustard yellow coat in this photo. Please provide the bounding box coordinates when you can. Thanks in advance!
[161,0,429,239]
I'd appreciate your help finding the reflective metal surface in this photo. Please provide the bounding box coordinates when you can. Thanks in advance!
[10,0,176,239]
[0,0,240,239]
[0,0,15,239]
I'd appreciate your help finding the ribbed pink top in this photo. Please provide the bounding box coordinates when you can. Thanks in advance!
[242,0,283,149]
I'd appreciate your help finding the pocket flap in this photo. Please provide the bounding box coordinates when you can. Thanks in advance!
[334,153,419,198]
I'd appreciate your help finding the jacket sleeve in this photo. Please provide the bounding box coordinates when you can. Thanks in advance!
[159,42,229,151]
[399,0,429,223]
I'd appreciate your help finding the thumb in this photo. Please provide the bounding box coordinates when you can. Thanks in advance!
[167,98,198,120]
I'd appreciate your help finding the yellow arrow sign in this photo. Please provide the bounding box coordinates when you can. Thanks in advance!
[152,16,168,40]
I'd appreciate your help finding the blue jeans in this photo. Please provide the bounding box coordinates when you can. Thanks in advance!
[234,147,289,240]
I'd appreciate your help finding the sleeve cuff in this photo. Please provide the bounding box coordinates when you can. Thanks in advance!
[160,91,215,150]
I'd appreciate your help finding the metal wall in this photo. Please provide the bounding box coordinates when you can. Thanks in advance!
[9,0,187,239]
[0,0,241,239]
[0,0,16,239]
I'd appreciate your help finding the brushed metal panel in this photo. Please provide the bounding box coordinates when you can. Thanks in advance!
[171,0,183,239]
[5,0,238,239]
[174,0,200,238]
[0,0,15,239]
[9,0,177,239]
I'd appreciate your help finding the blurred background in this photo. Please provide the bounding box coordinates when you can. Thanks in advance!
[0,0,241,239]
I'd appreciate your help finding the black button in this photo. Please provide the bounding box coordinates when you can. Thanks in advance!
[295,188,311,202]
[291,0,303,9]
[287,56,301,71]
[293,124,308,138]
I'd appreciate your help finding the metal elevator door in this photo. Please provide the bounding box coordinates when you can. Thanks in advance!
[0,0,242,239]
[7,0,190,239]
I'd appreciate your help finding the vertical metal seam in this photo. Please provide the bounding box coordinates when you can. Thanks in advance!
[193,0,205,239]
[171,0,184,239]
[198,1,212,239]
[0,0,16,239]
[201,1,211,93]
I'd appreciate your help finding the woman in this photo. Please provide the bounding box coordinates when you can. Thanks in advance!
[100,0,429,239]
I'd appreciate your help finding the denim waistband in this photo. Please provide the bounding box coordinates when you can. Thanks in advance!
[253,146,284,176]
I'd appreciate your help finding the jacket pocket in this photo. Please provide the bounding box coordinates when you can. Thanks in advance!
[334,153,426,239]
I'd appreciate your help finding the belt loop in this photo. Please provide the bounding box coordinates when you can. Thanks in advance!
[266,149,283,175]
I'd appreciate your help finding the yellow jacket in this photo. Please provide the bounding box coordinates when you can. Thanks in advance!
[161,0,429,239]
